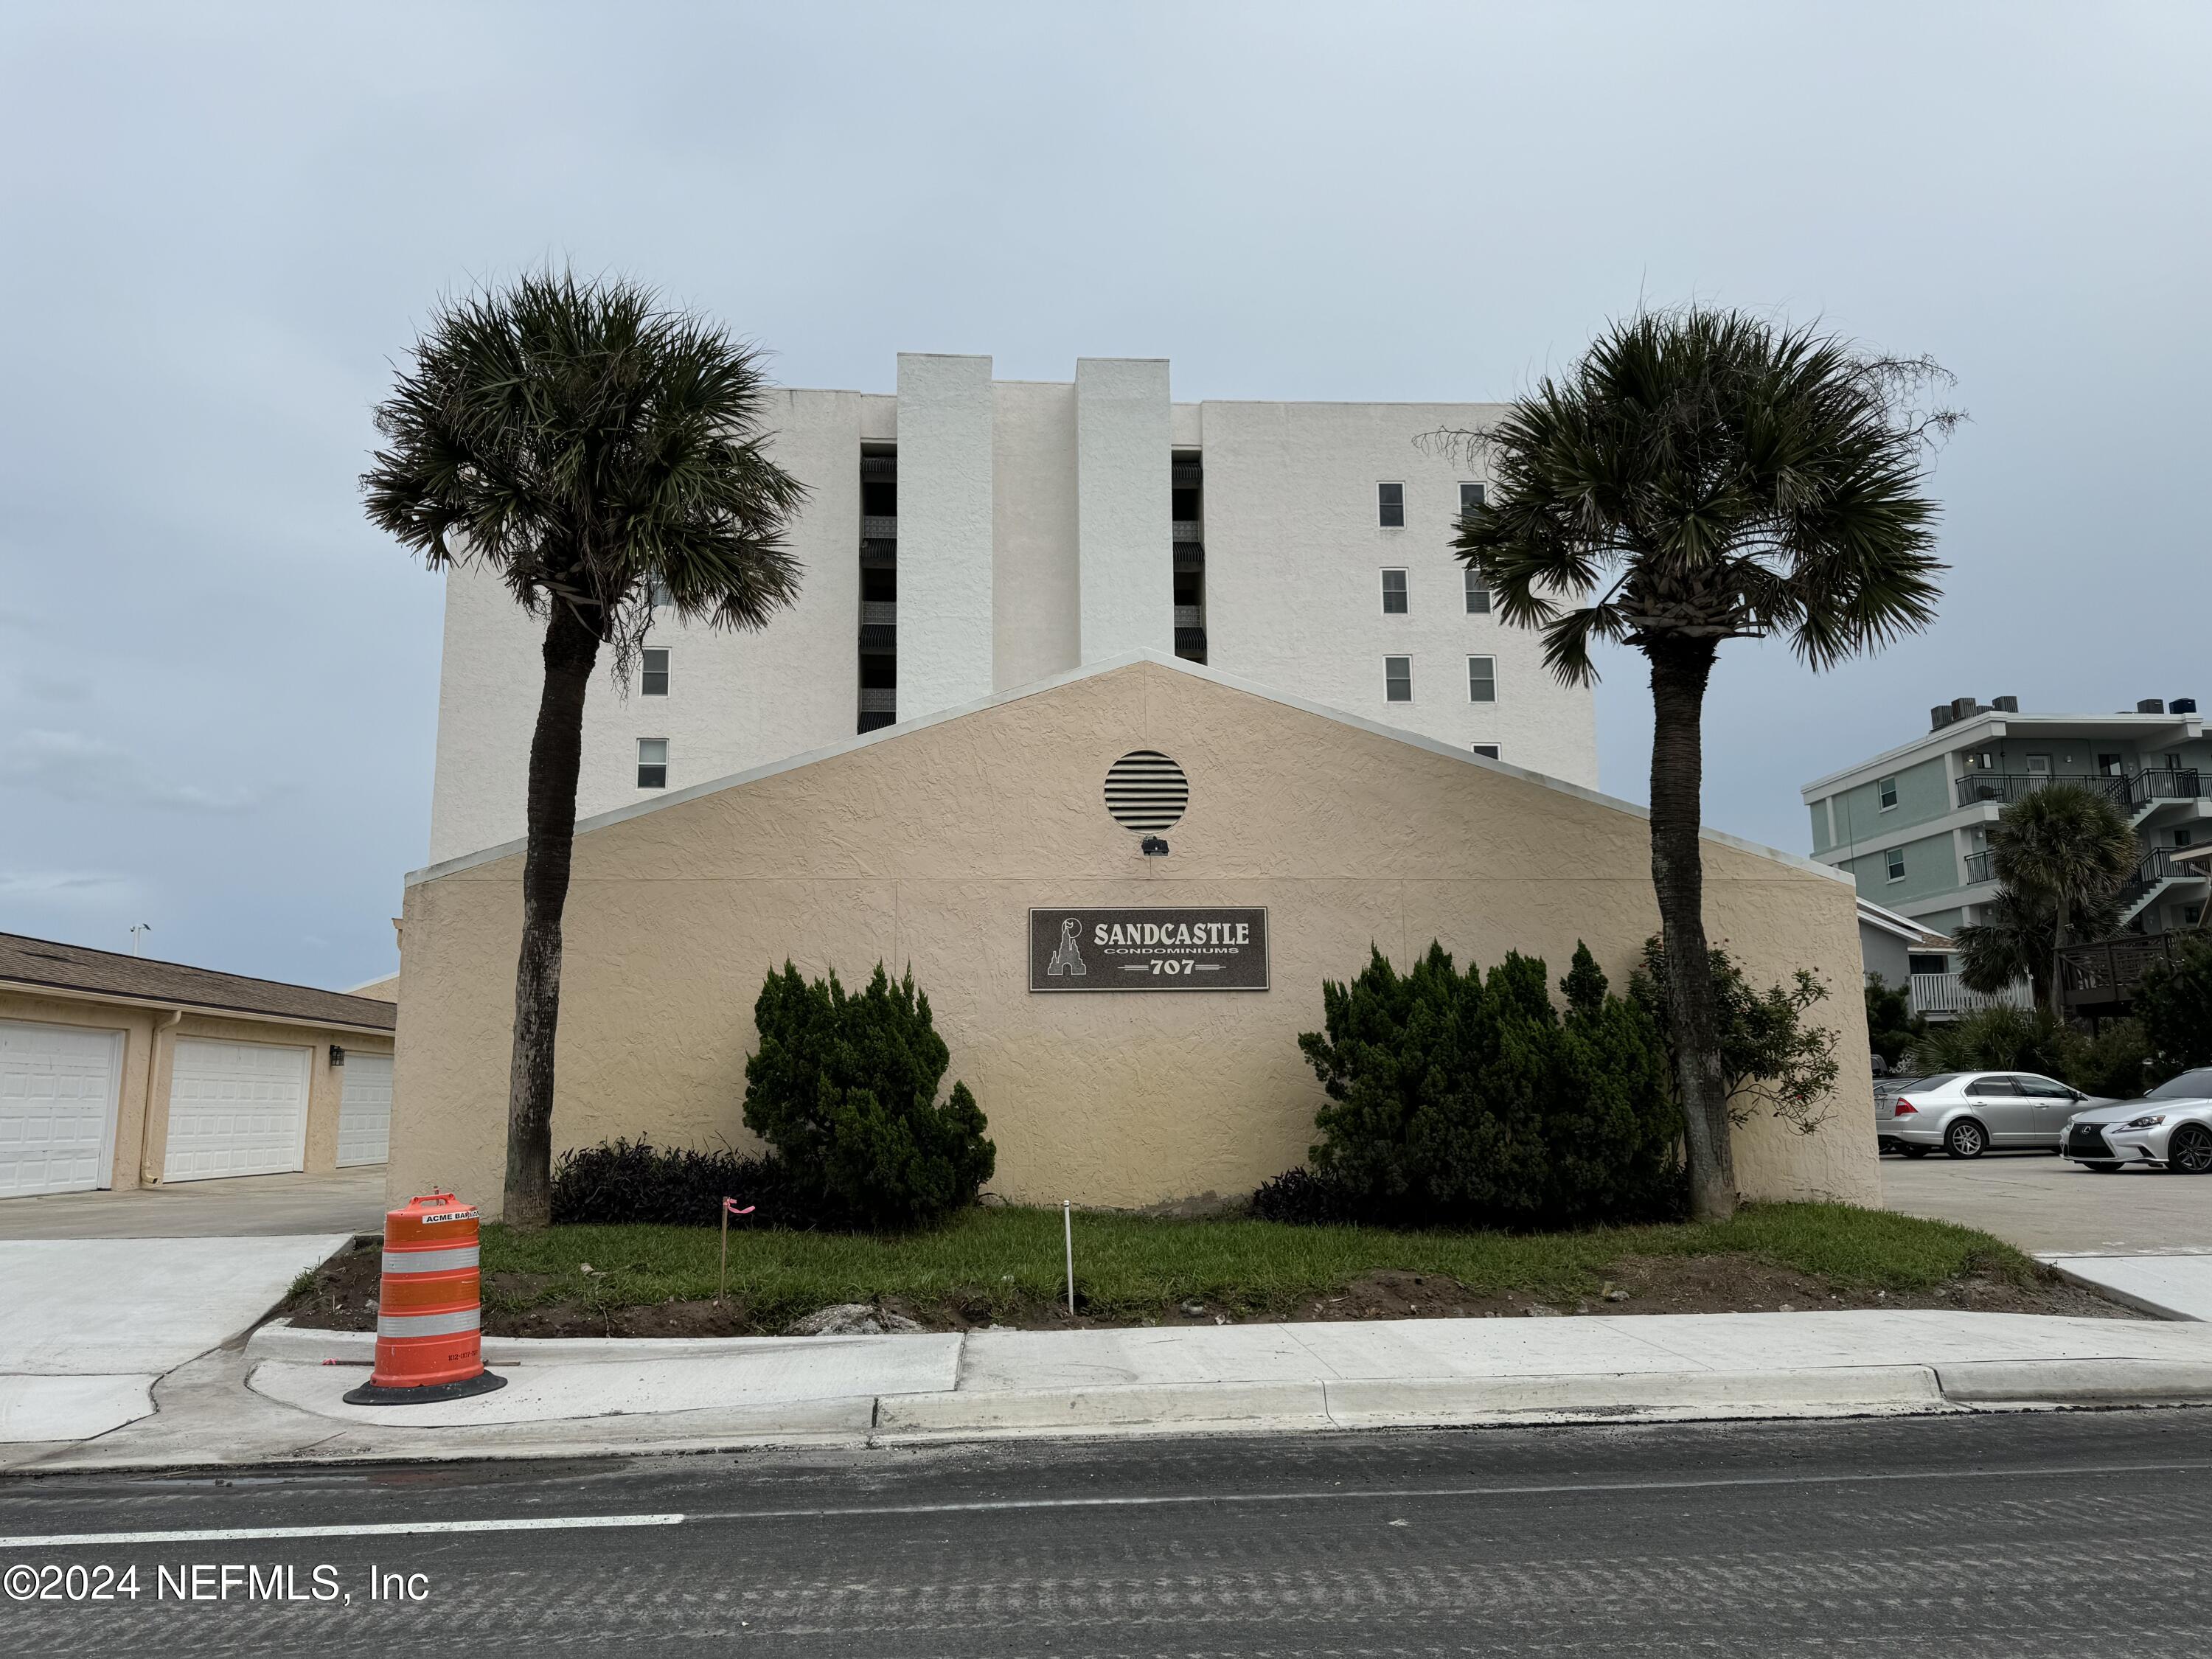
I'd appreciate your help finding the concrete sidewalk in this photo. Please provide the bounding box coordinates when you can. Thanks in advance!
[2044,1252,2212,1321]
[0,1236,350,1444]
[16,1307,2212,1472]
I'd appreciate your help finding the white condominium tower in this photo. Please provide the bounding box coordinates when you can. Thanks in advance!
[425,353,1598,863]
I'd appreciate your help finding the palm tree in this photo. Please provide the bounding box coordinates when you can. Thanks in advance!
[1445,309,1953,1222]
[362,271,807,1228]
[1953,880,2119,1011]
[1988,782,2138,1020]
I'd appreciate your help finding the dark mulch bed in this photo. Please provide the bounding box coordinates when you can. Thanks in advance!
[277,1236,2128,1340]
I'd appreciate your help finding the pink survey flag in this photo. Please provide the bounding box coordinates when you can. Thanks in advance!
[724,1198,755,1216]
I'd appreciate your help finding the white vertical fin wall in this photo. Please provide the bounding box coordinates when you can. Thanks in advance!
[897,353,996,718]
[1076,358,1173,663]
[991,380,1082,691]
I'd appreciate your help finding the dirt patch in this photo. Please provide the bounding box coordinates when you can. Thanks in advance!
[277,1239,2129,1338]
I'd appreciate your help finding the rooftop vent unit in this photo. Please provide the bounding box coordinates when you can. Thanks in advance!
[2173,698,2198,715]
[2139,698,2167,714]
[1930,705,1956,730]
[1991,695,2019,713]
[1950,697,1983,722]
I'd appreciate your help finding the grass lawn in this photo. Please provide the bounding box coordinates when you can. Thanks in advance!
[472,1201,2043,1330]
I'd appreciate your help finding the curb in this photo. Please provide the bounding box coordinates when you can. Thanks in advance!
[246,1319,946,1368]
[1935,1359,2212,1404]
[872,1367,1948,1439]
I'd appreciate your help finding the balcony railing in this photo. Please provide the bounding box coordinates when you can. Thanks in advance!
[1964,849,1994,883]
[1172,463,1203,488]
[860,600,896,628]
[860,515,898,541]
[1955,771,2129,810]
[1910,973,2032,1018]
[1172,521,1203,543]
[1954,768,2207,813]
[858,688,896,715]
[2061,932,2181,1010]
[1173,605,1205,629]
[2130,768,2208,808]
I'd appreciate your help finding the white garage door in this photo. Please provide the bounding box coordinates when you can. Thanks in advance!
[0,1020,124,1197]
[162,1038,310,1183]
[335,1052,392,1167]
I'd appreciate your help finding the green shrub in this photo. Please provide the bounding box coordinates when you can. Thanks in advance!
[1629,937,1841,1133]
[1296,942,1683,1228]
[742,962,995,1231]
[2136,934,2212,1072]
[551,1138,819,1228]
[1907,1004,2068,1078]
[1863,973,1925,1071]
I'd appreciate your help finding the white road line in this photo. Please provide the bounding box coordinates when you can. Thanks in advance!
[0,1513,686,1549]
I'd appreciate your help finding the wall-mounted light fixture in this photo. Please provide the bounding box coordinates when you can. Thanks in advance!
[329,1046,346,1067]
[1141,836,1170,858]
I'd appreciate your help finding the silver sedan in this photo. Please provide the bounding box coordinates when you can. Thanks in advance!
[2061,1068,2212,1173]
[1879,1071,2108,1159]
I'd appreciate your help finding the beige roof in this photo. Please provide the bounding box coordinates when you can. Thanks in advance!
[0,932,397,1032]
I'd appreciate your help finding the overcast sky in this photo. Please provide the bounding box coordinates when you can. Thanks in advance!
[3,2,2207,990]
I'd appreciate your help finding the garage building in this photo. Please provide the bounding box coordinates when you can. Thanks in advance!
[0,934,397,1199]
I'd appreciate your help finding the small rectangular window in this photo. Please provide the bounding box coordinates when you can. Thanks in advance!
[1380,569,1408,613]
[641,647,669,697]
[1470,742,1500,759]
[1467,655,1496,703]
[1464,570,1491,614]
[2178,827,2196,848]
[2098,753,2122,776]
[1377,482,1405,529]
[1385,656,1412,702]
[647,577,672,609]
[1885,847,1905,882]
[1458,481,1485,515]
[637,738,668,790]
[1907,953,1948,975]
[1878,776,1897,810]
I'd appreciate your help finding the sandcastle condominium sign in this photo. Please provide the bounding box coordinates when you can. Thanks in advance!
[1028,907,1270,992]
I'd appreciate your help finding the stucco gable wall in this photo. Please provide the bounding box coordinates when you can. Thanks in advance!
[393,661,1876,1214]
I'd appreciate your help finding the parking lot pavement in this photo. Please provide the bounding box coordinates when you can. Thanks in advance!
[0,1167,386,1240]
[1881,1150,2212,1255]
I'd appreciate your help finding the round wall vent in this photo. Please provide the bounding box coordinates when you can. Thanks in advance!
[1104,749,1189,832]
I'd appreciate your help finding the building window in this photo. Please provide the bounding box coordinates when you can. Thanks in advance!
[1385,656,1412,702]
[2183,905,2205,926]
[1377,482,1405,529]
[1380,568,1408,613]
[641,648,669,697]
[1907,953,1948,975]
[1878,776,1897,810]
[2098,753,2122,776]
[1464,570,1491,614]
[637,739,668,790]
[1458,481,1485,515]
[1471,742,1500,759]
[1885,847,1905,882]
[1467,655,1495,703]
[647,577,672,609]
[2177,827,2196,848]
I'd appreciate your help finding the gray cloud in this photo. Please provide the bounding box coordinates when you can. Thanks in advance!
[0,870,136,905]
[1,729,261,815]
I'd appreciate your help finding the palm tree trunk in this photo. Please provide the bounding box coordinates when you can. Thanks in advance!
[2049,889,2069,1023]
[503,599,602,1229]
[1646,636,1737,1223]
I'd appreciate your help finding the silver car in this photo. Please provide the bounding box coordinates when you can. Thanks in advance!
[2060,1067,2212,1173]
[1881,1071,2108,1159]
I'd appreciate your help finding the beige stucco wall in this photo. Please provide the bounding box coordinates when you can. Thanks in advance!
[391,658,1878,1217]
[0,987,393,1191]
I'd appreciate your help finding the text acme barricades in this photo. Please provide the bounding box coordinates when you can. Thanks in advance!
[342,1191,508,1406]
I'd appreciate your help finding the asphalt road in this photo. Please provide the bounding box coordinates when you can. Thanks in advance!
[7,1411,2212,1656]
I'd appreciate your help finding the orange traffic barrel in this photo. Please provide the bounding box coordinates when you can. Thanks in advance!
[343,1192,507,1405]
